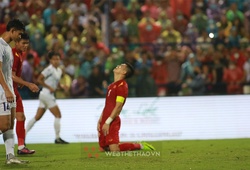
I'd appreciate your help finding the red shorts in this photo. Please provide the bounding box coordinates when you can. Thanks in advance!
[98,117,121,149]
[15,89,24,113]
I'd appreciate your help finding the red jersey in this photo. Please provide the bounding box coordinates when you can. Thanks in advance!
[102,79,128,123]
[12,48,24,90]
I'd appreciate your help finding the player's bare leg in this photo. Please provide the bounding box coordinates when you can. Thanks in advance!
[26,108,46,134]
[16,112,35,155]
[5,107,29,164]
[49,106,69,144]
[0,114,11,134]
[109,144,120,151]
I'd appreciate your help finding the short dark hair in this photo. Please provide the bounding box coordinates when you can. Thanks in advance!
[18,32,29,41]
[47,51,60,60]
[125,62,134,79]
[26,53,34,61]
[6,19,25,31]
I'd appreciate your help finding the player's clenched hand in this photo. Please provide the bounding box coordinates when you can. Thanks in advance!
[4,89,14,103]
[28,83,40,93]
[102,124,110,136]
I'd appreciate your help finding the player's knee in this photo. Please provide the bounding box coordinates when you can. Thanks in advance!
[109,144,120,152]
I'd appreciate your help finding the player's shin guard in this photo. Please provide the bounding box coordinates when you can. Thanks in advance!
[119,143,141,151]
[16,121,25,149]
[3,130,15,156]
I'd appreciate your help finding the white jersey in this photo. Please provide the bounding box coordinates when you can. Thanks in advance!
[0,38,14,103]
[40,64,62,95]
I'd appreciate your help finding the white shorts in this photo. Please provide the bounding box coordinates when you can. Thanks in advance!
[0,92,16,115]
[39,92,57,109]
[0,102,11,116]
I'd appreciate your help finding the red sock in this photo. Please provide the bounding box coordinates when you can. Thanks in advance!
[16,121,25,146]
[119,143,141,151]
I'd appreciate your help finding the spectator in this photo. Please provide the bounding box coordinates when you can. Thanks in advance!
[45,26,65,51]
[173,11,189,35]
[30,31,47,57]
[43,1,57,32]
[25,0,46,16]
[88,65,105,97]
[151,55,168,96]
[165,48,182,96]
[156,11,172,32]
[138,10,161,44]
[243,47,250,94]
[191,7,208,34]
[56,2,72,29]
[126,0,142,19]
[160,24,182,45]
[82,19,102,42]
[68,0,88,16]
[20,54,35,99]
[170,0,192,19]
[212,57,227,94]
[157,0,174,21]
[79,50,94,79]
[55,67,72,99]
[14,2,30,25]
[135,51,156,97]
[180,53,200,83]
[110,13,127,44]
[0,14,10,35]
[180,66,206,96]
[226,3,244,23]
[111,0,128,20]
[25,14,45,36]
[70,76,88,98]
[223,61,244,94]
[140,0,159,20]
[126,12,139,43]
[217,15,232,38]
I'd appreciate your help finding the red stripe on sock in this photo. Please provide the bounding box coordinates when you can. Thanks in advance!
[16,121,25,146]
[119,143,141,151]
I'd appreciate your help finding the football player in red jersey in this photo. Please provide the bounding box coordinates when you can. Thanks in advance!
[97,62,155,152]
[12,32,39,155]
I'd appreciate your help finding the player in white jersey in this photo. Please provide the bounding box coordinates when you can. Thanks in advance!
[0,19,29,164]
[26,51,69,144]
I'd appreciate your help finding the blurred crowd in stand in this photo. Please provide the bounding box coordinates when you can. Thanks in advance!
[0,0,250,98]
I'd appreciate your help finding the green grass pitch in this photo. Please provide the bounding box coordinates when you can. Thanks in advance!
[0,139,249,170]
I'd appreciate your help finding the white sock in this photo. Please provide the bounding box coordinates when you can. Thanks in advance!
[26,118,37,133]
[18,145,25,150]
[140,143,143,149]
[54,118,61,139]
[3,129,14,156]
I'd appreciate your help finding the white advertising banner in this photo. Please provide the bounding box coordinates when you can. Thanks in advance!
[0,95,249,144]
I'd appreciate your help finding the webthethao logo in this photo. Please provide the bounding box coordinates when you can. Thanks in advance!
[82,145,161,158]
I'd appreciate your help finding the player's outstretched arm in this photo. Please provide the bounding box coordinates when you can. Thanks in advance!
[12,71,39,92]
[0,62,14,102]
